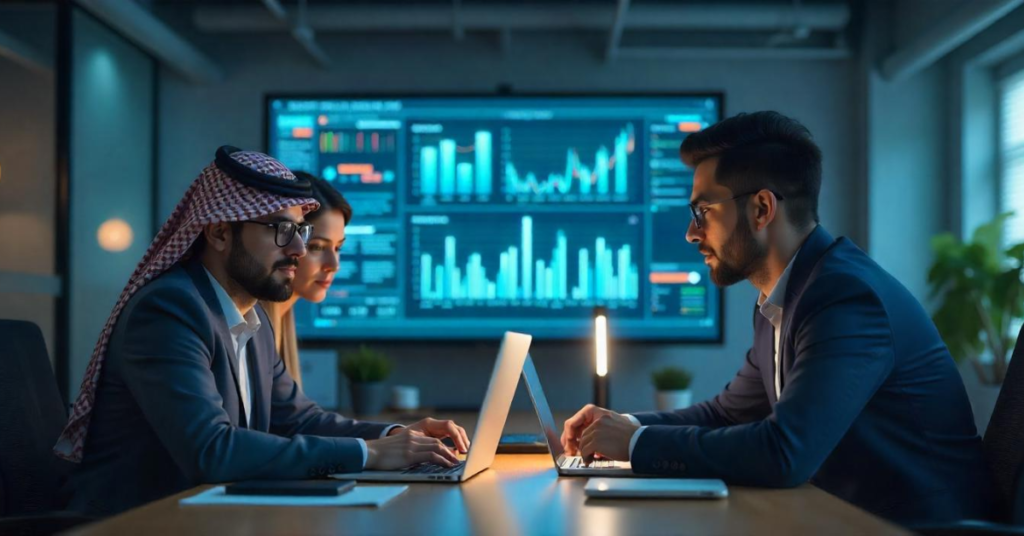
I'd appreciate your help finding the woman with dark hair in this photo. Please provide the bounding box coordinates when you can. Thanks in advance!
[260,171,352,389]
[262,171,469,453]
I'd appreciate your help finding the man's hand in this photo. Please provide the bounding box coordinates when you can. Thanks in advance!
[561,404,620,456]
[578,412,639,465]
[365,430,461,470]
[389,418,470,454]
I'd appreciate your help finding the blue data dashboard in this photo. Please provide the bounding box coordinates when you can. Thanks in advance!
[266,95,722,340]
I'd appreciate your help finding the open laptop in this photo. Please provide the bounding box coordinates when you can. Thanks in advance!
[329,331,532,483]
[521,353,634,476]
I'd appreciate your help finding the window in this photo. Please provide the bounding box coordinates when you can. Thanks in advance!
[999,69,1024,247]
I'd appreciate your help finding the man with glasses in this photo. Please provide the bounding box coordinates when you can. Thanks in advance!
[561,112,993,524]
[59,147,467,516]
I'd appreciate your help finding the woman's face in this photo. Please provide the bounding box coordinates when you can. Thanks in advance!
[294,209,347,303]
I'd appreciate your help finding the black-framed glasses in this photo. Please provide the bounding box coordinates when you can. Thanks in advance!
[240,220,313,247]
[689,189,785,229]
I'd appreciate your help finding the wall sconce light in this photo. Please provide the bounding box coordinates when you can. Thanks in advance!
[97,218,133,252]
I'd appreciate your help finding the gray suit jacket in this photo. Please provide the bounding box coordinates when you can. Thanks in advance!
[66,260,391,516]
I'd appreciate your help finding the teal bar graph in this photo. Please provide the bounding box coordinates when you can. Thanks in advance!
[457,163,474,195]
[475,131,492,195]
[440,140,456,196]
[421,147,438,196]
[418,130,493,197]
[417,216,638,302]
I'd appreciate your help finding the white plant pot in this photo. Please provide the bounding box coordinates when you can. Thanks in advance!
[656,390,692,411]
[392,385,420,411]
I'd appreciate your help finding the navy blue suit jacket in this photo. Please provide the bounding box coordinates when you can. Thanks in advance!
[66,260,392,516]
[631,226,994,524]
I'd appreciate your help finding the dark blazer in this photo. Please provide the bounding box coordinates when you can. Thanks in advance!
[66,260,391,516]
[630,226,994,524]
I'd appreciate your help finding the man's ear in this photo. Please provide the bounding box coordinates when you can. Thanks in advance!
[751,190,778,231]
[204,222,233,253]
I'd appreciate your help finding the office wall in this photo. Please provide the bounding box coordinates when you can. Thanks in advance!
[155,31,861,413]
[68,10,155,400]
[867,68,948,306]
[0,6,57,361]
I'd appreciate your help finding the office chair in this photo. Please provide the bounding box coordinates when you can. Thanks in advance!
[913,323,1024,536]
[0,320,93,535]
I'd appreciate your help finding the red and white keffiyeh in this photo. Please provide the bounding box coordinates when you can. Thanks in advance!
[54,149,318,463]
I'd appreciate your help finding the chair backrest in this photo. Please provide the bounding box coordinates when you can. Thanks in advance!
[0,320,72,517]
[984,322,1024,524]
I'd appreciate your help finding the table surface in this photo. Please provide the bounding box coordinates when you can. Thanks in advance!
[65,411,910,536]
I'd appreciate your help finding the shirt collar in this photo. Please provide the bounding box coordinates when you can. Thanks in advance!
[757,248,800,328]
[203,267,261,337]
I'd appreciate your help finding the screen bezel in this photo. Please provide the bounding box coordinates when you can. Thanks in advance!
[263,91,726,344]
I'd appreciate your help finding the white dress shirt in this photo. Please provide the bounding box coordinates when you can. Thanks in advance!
[625,250,800,461]
[204,268,260,427]
[203,269,398,468]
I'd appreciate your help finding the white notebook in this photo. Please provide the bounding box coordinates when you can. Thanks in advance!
[584,478,728,499]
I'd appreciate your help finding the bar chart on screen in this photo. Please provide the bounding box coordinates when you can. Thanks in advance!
[410,122,496,201]
[408,213,643,318]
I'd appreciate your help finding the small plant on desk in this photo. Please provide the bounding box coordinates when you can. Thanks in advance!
[652,366,693,411]
[340,345,393,416]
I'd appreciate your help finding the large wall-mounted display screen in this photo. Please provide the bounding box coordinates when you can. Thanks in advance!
[267,94,722,340]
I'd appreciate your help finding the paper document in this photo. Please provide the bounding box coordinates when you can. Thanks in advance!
[180,485,407,507]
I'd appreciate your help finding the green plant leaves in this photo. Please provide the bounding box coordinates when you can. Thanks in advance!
[651,367,693,391]
[340,345,393,383]
[928,212,1023,384]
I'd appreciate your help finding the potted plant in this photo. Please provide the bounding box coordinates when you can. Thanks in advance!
[928,212,1024,385]
[652,366,693,411]
[340,345,393,416]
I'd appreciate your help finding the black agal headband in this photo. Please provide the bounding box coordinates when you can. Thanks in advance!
[214,145,312,197]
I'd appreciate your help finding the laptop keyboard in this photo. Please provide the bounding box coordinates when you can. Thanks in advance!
[401,460,466,475]
[564,456,619,469]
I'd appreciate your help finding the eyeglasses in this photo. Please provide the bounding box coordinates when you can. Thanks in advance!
[689,190,785,229]
[240,220,313,247]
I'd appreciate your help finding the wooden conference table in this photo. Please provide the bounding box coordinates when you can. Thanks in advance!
[66,411,909,536]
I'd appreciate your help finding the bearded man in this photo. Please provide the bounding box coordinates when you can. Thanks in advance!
[559,112,994,525]
[57,147,467,516]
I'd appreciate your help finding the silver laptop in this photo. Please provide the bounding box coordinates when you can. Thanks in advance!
[521,353,634,476]
[330,331,532,483]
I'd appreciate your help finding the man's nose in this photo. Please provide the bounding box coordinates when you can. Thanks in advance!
[685,218,703,244]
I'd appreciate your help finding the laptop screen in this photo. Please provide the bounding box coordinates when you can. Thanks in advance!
[521,353,565,463]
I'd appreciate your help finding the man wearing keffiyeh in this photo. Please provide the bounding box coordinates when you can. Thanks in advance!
[58,147,469,517]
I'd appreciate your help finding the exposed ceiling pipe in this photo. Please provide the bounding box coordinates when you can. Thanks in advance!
[766,0,812,47]
[881,0,1024,82]
[0,29,52,75]
[605,0,630,62]
[617,45,849,61]
[262,0,331,67]
[193,3,850,33]
[76,0,222,84]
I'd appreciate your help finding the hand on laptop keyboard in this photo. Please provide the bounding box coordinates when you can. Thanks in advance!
[366,432,461,470]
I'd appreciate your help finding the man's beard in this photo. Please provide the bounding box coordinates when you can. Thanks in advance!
[705,211,768,287]
[226,241,297,302]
